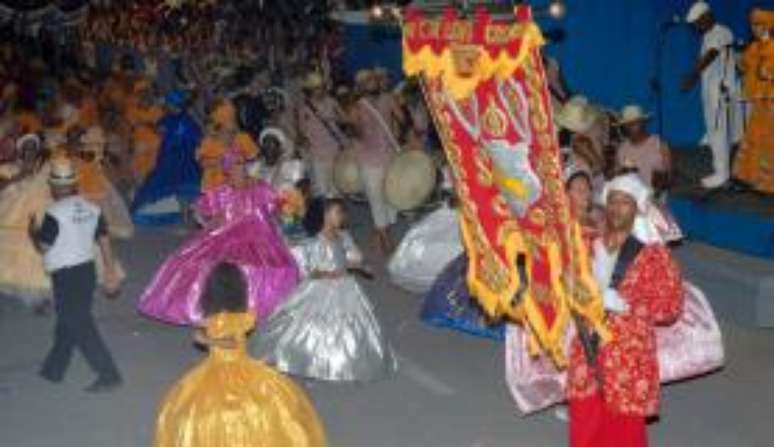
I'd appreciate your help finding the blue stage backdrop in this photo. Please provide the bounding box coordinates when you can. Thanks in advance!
[341,0,766,146]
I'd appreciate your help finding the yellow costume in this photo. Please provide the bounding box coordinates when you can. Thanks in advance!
[734,9,774,193]
[154,312,327,447]
[79,96,100,129]
[77,127,135,239]
[198,100,259,191]
[0,166,54,303]
[126,102,164,181]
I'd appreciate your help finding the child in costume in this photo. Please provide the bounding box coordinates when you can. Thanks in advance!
[252,199,396,382]
[138,159,298,326]
[153,262,327,447]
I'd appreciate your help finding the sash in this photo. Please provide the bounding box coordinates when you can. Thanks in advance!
[582,235,644,372]
[360,97,402,153]
[303,98,345,151]
[610,236,644,290]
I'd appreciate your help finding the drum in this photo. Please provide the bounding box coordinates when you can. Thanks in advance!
[333,149,364,195]
[384,149,438,211]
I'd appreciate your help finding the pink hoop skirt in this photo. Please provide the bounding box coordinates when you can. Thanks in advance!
[138,183,299,325]
[505,281,724,414]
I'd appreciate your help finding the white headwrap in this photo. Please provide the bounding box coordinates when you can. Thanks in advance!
[601,173,651,214]
[686,2,710,23]
[602,173,664,244]
[259,127,293,158]
[15,133,41,153]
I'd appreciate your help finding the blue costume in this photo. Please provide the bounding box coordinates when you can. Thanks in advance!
[131,91,202,225]
[420,254,505,341]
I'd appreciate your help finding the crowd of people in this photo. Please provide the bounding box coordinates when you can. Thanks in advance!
[4,1,767,447]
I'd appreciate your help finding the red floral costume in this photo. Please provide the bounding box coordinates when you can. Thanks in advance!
[567,243,683,446]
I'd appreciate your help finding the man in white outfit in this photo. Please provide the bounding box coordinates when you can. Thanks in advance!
[682,2,743,189]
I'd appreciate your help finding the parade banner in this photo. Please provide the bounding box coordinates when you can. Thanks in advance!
[403,6,608,364]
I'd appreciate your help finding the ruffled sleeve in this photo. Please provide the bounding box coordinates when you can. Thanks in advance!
[625,245,684,325]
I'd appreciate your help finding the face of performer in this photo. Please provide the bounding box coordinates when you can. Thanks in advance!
[566,174,592,218]
[623,119,647,142]
[324,202,345,230]
[605,190,637,233]
[694,13,715,34]
[262,137,281,166]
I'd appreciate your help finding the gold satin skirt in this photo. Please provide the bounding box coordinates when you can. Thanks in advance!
[154,353,327,447]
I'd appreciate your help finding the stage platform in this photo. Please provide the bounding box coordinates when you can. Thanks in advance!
[669,146,774,260]
[668,186,774,259]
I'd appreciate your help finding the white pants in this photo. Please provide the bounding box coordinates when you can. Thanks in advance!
[311,157,336,198]
[701,82,743,186]
[361,164,397,230]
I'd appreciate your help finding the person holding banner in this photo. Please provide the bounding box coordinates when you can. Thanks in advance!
[567,174,684,447]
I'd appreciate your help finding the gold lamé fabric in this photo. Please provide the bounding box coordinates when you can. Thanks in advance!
[154,312,327,447]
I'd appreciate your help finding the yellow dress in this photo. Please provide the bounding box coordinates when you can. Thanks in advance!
[0,166,54,303]
[154,312,327,447]
[127,105,164,181]
[76,157,135,239]
[734,36,774,193]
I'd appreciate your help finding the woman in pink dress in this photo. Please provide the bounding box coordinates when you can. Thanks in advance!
[138,163,299,326]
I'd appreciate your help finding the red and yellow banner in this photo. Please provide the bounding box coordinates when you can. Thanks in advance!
[403,6,607,364]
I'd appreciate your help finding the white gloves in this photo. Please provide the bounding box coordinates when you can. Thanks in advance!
[603,288,630,314]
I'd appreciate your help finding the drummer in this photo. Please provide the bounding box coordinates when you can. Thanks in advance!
[344,75,398,254]
[296,72,346,198]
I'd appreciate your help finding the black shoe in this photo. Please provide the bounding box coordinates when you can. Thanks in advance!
[39,370,64,384]
[84,376,122,393]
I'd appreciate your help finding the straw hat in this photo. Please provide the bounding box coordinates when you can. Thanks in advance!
[617,105,651,126]
[355,69,374,85]
[555,97,598,133]
[686,2,710,23]
[303,72,324,90]
[48,158,78,187]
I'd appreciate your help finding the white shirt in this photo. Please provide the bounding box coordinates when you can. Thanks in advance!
[42,196,101,272]
[701,24,735,93]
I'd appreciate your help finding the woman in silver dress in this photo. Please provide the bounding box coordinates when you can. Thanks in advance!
[251,199,396,382]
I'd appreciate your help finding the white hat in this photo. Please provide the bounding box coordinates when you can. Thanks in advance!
[555,97,598,133]
[303,72,324,90]
[15,133,41,153]
[259,127,292,158]
[48,159,78,186]
[618,105,651,125]
[601,173,652,214]
[686,2,710,23]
